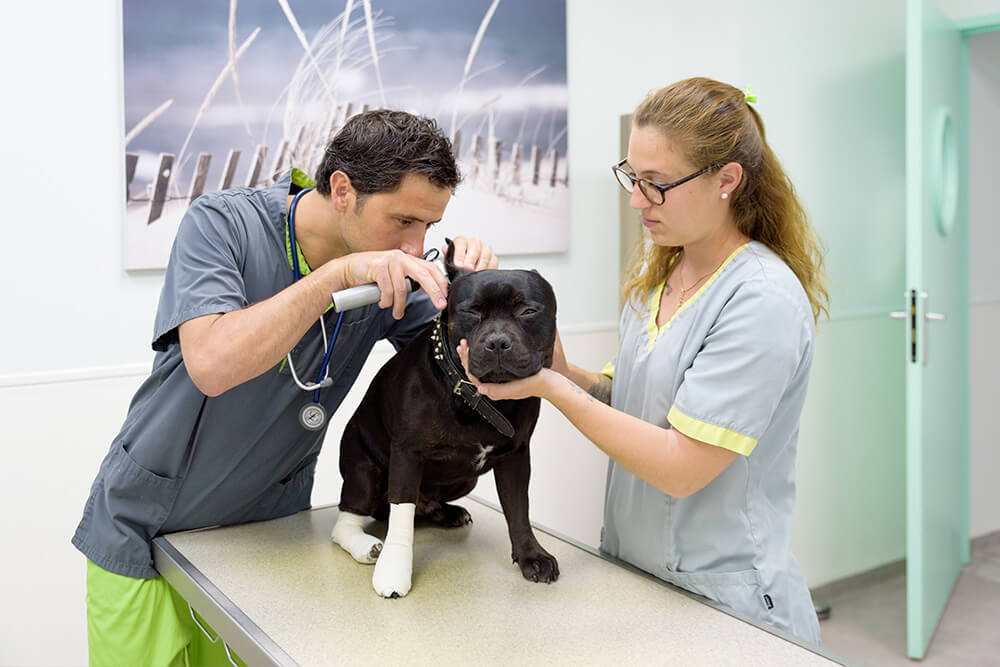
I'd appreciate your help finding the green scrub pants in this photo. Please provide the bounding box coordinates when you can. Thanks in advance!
[86,560,247,667]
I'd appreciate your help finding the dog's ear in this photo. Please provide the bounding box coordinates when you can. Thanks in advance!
[444,237,472,282]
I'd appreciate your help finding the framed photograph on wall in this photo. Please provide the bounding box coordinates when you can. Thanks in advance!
[122,0,569,270]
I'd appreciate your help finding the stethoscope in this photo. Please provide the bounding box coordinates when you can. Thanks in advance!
[286,187,343,431]
[286,186,440,432]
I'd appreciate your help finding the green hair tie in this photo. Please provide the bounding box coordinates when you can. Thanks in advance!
[743,86,757,104]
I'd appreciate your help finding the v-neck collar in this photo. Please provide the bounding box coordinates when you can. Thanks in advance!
[645,243,749,347]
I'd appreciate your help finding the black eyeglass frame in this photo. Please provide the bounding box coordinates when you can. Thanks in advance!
[612,158,723,205]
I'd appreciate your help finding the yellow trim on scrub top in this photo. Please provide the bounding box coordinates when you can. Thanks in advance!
[282,168,333,315]
[645,243,750,348]
[668,405,757,456]
[284,168,318,273]
[600,362,615,379]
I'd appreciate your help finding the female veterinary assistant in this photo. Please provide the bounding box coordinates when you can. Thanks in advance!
[459,78,829,645]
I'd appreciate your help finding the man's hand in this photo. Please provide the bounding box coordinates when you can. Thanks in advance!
[446,237,499,271]
[338,250,449,319]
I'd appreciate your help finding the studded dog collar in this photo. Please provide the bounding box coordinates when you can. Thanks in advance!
[431,318,516,438]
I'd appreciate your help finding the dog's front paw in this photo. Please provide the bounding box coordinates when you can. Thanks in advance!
[331,516,383,564]
[372,542,413,598]
[512,544,560,584]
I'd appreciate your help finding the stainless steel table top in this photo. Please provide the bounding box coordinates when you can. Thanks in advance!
[154,498,846,666]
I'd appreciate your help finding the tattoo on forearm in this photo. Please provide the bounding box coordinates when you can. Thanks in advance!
[565,377,594,403]
[586,375,612,405]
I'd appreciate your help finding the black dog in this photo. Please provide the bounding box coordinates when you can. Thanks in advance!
[331,241,559,597]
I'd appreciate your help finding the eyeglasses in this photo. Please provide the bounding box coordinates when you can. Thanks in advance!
[612,158,722,205]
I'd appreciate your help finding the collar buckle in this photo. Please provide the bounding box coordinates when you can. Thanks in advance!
[453,379,476,396]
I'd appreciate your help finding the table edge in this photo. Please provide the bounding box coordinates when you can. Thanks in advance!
[153,534,301,667]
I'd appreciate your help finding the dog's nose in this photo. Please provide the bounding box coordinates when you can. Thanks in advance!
[483,333,513,353]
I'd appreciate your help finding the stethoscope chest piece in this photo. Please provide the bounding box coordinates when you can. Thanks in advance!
[299,403,327,431]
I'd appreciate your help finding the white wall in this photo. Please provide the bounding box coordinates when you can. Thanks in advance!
[942,0,1000,21]
[968,30,1000,539]
[3,1,998,665]
[0,3,615,664]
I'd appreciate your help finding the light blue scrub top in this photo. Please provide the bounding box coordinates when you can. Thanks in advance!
[600,241,821,646]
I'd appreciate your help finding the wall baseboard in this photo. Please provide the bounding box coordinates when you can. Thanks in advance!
[809,559,906,602]
[810,529,1000,602]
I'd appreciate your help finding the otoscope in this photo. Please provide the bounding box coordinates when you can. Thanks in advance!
[331,279,416,312]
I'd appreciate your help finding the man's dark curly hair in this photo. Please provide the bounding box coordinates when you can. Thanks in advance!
[314,109,462,203]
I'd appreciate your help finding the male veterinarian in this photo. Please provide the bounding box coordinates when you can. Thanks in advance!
[73,109,498,666]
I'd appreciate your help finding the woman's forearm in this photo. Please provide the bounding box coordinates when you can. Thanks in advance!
[562,363,613,404]
[541,370,738,498]
[541,371,698,496]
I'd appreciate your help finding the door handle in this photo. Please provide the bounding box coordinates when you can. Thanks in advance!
[891,293,947,365]
[890,293,918,364]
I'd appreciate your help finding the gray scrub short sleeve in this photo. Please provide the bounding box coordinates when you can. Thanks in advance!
[669,280,812,455]
[152,195,249,351]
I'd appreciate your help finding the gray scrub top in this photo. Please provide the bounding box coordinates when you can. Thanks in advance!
[600,241,821,646]
[73,170,437,579]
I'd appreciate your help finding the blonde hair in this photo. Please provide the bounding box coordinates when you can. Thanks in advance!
[622,77,829,323]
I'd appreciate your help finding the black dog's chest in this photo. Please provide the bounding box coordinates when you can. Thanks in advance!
[421,433,517,477]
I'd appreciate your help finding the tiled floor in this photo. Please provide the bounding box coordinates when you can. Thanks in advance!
[817,541,1000,666]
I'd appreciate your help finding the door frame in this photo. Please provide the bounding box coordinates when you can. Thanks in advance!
[957,9,1000,571]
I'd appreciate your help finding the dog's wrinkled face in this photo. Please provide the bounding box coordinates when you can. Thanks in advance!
[444,243,556,384]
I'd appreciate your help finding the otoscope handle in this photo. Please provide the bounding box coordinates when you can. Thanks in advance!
[331,278,415,312]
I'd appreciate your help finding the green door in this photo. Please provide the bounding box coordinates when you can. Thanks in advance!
[904,0,969,659]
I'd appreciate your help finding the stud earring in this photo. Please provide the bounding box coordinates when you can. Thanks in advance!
[721,192,729,200]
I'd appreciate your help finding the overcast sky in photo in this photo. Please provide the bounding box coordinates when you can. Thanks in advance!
[123,0,568,187]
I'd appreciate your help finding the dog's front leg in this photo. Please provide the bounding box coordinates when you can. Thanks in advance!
[494,446,559,583]
[372,448,423,598]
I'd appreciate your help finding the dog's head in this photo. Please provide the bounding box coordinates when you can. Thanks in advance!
[442,239,557,384]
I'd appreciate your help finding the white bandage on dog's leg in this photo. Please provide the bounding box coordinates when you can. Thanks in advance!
[372,503,416,598]
[331,511,383,564]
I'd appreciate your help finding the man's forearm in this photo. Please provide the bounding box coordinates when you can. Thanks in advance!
[181,259,349,396]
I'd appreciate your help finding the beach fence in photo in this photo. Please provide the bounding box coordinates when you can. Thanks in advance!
[126,102,568,226]
[453,129,567,196]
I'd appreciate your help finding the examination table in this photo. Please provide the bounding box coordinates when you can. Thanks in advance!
[153,498,846,666]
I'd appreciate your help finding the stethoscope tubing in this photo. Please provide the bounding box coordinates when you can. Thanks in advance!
[287,187,344,404]
[314,311,344,402]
